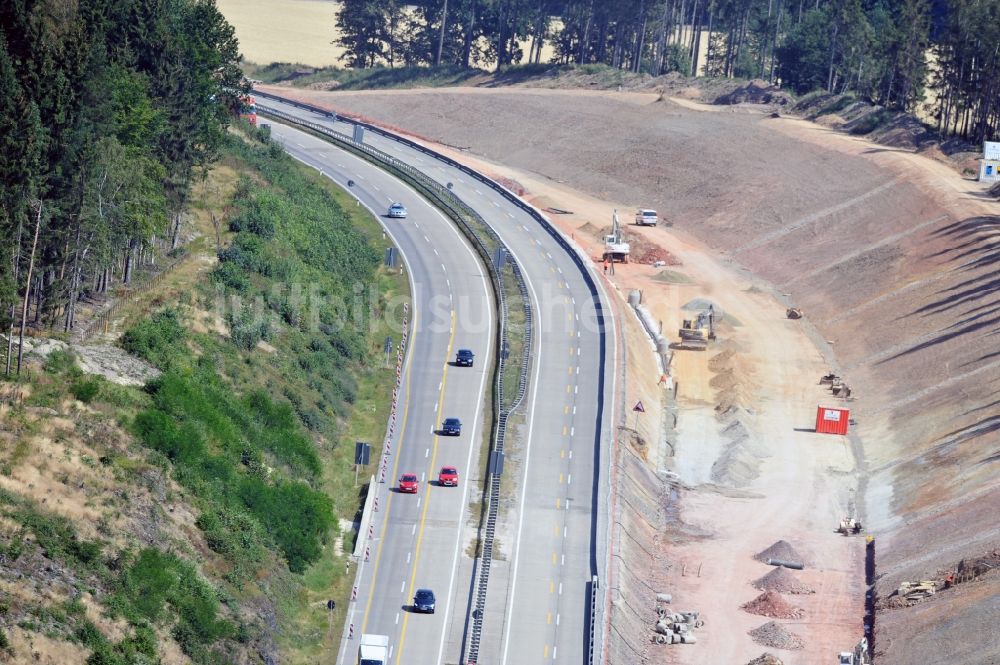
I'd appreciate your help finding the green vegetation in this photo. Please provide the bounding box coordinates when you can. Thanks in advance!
[329,0,998,142]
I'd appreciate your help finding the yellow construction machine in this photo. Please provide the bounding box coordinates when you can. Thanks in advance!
[674,306,717,351]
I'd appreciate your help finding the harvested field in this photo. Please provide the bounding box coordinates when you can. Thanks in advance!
[741,591,805,619]
[753,567,817,595]
[748,621,805,650]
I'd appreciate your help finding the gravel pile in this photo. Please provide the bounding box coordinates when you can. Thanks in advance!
[747,654,784,665]
[753,567,816,595]
[754,540,806,564]
[748,621,805,650]
[741,591,805,619]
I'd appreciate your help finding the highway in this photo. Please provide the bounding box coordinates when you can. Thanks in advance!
[263,96,616,665]
[264,120,495,665]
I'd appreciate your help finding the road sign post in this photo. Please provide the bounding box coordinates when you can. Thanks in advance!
[632,400,645,430]
[354,442,370,487]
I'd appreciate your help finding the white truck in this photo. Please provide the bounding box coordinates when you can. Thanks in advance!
[359,634,389,665]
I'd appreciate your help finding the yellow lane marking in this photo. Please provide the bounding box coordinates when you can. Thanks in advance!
[547,613,552,625]
[560,449,565,459]
[556,498,561,509]
[562,426,568,436]
[361,308,419,633]
[550,581,555,593]
[564,406,570,414]
[559,473,564,484]
[551,552,557,565]
[395,311,457,665]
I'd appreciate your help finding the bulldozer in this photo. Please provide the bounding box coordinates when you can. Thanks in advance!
[674,306,716,351]
[896,580,938,602]
[836,517,863,535]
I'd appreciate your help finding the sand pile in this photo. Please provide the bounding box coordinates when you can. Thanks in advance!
[747,654,784,665]
[708,348,736,371]
[755,540,806,564]
[748,621,805,650]
[741,591,805,619]
[753,567,816,595]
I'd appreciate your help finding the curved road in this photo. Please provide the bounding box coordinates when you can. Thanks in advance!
[265,120,495,665]
[264,97,616,665]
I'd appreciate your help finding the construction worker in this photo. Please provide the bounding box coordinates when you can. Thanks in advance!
[944,574,954,589]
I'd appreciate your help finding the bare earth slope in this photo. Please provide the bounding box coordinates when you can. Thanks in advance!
[263,85,1000,665]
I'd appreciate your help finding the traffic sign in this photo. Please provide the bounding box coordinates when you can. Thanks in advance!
[633,401,645,413]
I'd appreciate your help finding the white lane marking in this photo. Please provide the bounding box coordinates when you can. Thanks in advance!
[563,526,567,538]
[558,583,563,595]
[293,141,304,147]
[557,267,563,274]
[459,178,466,184]
[438,382,443,391]
[567,474,572,485]
[434,248,440,256]
[574,386,579,394]
[357,174,365,180]
[400,582,405,593]
[395,613,400,625]
[446,278,451,288]
[390,646,395,659]
[571,297,576,305]
[575,366,579,375]
[424,234,430,243]
[475,189,483,195]
[412,524,417,535]
[508,213,515,218]
[432,207,495,665]
[386,196,394,204]
[337,163,345,168]
[406,552,411,563]
[425,448,430,458]
[573,406,577,414]
[553,646,557,660]
[577,348,581,356]
[421,472,425,482]
[569,451,573,460]
[570,426,575,436]
[492,201,500,208]
[546,252,552,259]
[373,184,381,192]
[441,263,446,272]
[577,331,581,338]
[556,614,560,626]
[416,497,422,508]
[575,313,579,321]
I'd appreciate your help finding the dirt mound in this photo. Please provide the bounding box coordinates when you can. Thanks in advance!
[741,591,805,619]
[682,298,720,313]
[754,540,805,565]
[747,652,784,665]
[709,349,736,371]
[748,621,805,650]
[715,79,791,106]
[633,245,681,266]
[577,222,603,238]
[753,567,816,595]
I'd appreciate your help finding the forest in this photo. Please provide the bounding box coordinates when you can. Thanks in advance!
[336,0,1000,142]
[0,0,244,372]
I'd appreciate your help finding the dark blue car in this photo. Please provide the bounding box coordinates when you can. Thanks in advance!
[455,349,474,367]
[413,588,436,613]
[442,418,462,436]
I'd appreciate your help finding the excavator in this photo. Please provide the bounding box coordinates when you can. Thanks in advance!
[603,210,630,263]
[674,305,717,351]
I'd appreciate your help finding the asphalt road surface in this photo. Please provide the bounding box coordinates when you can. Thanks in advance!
[264,99,615,665]
[265,120,495,665]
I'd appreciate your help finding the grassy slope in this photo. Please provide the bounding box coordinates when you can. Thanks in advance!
[0,127,406,664]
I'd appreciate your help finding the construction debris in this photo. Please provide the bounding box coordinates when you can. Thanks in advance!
[748,621,805,650]
[651,606,704,646]
[740,591,804,619]
[747,653,784,665]
[754,540,807,565]
[753,567,816,595]
[894,580,938,602]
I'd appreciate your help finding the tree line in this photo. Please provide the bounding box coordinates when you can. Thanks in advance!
[0,0,244,374]
[336,0,1000,142]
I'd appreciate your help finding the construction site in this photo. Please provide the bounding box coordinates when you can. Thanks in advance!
[259,82,1000,665]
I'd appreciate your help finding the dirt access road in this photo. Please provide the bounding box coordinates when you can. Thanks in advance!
[260,84,998,664]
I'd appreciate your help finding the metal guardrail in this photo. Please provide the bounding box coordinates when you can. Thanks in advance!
[255,93,612,665]
[254,100,535,665]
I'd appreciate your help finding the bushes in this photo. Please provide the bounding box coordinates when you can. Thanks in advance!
[120,310,186,368]
[113,548,234,659]
[70,377,101,403]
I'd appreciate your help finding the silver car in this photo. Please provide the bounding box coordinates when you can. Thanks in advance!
[388,202,407,218]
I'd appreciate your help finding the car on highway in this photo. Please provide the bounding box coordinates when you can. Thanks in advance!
[413,588,436,613]
[387,202,407,218]
[441,418,462,436]
[455,349,475,367]
[398,473,419,493]
[438,466,458,486]
[635,209,659,226]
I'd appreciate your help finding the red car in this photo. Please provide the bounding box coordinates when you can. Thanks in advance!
[438,467,458,487]
[399,473,419,493]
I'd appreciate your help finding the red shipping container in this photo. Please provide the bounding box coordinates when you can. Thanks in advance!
[816,406,850,435]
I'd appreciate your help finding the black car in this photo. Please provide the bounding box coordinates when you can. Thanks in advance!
[441,418,462,436]
[413,588,436,613]
[455,349,475,367]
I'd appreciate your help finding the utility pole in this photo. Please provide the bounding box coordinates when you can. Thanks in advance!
[435,0,449,66]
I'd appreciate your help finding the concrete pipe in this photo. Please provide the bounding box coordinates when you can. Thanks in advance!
[656,593,673,603]
[629,290,641,307]
[767,558,805,570]
[681,634,698,644]
[655,634,667,645]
